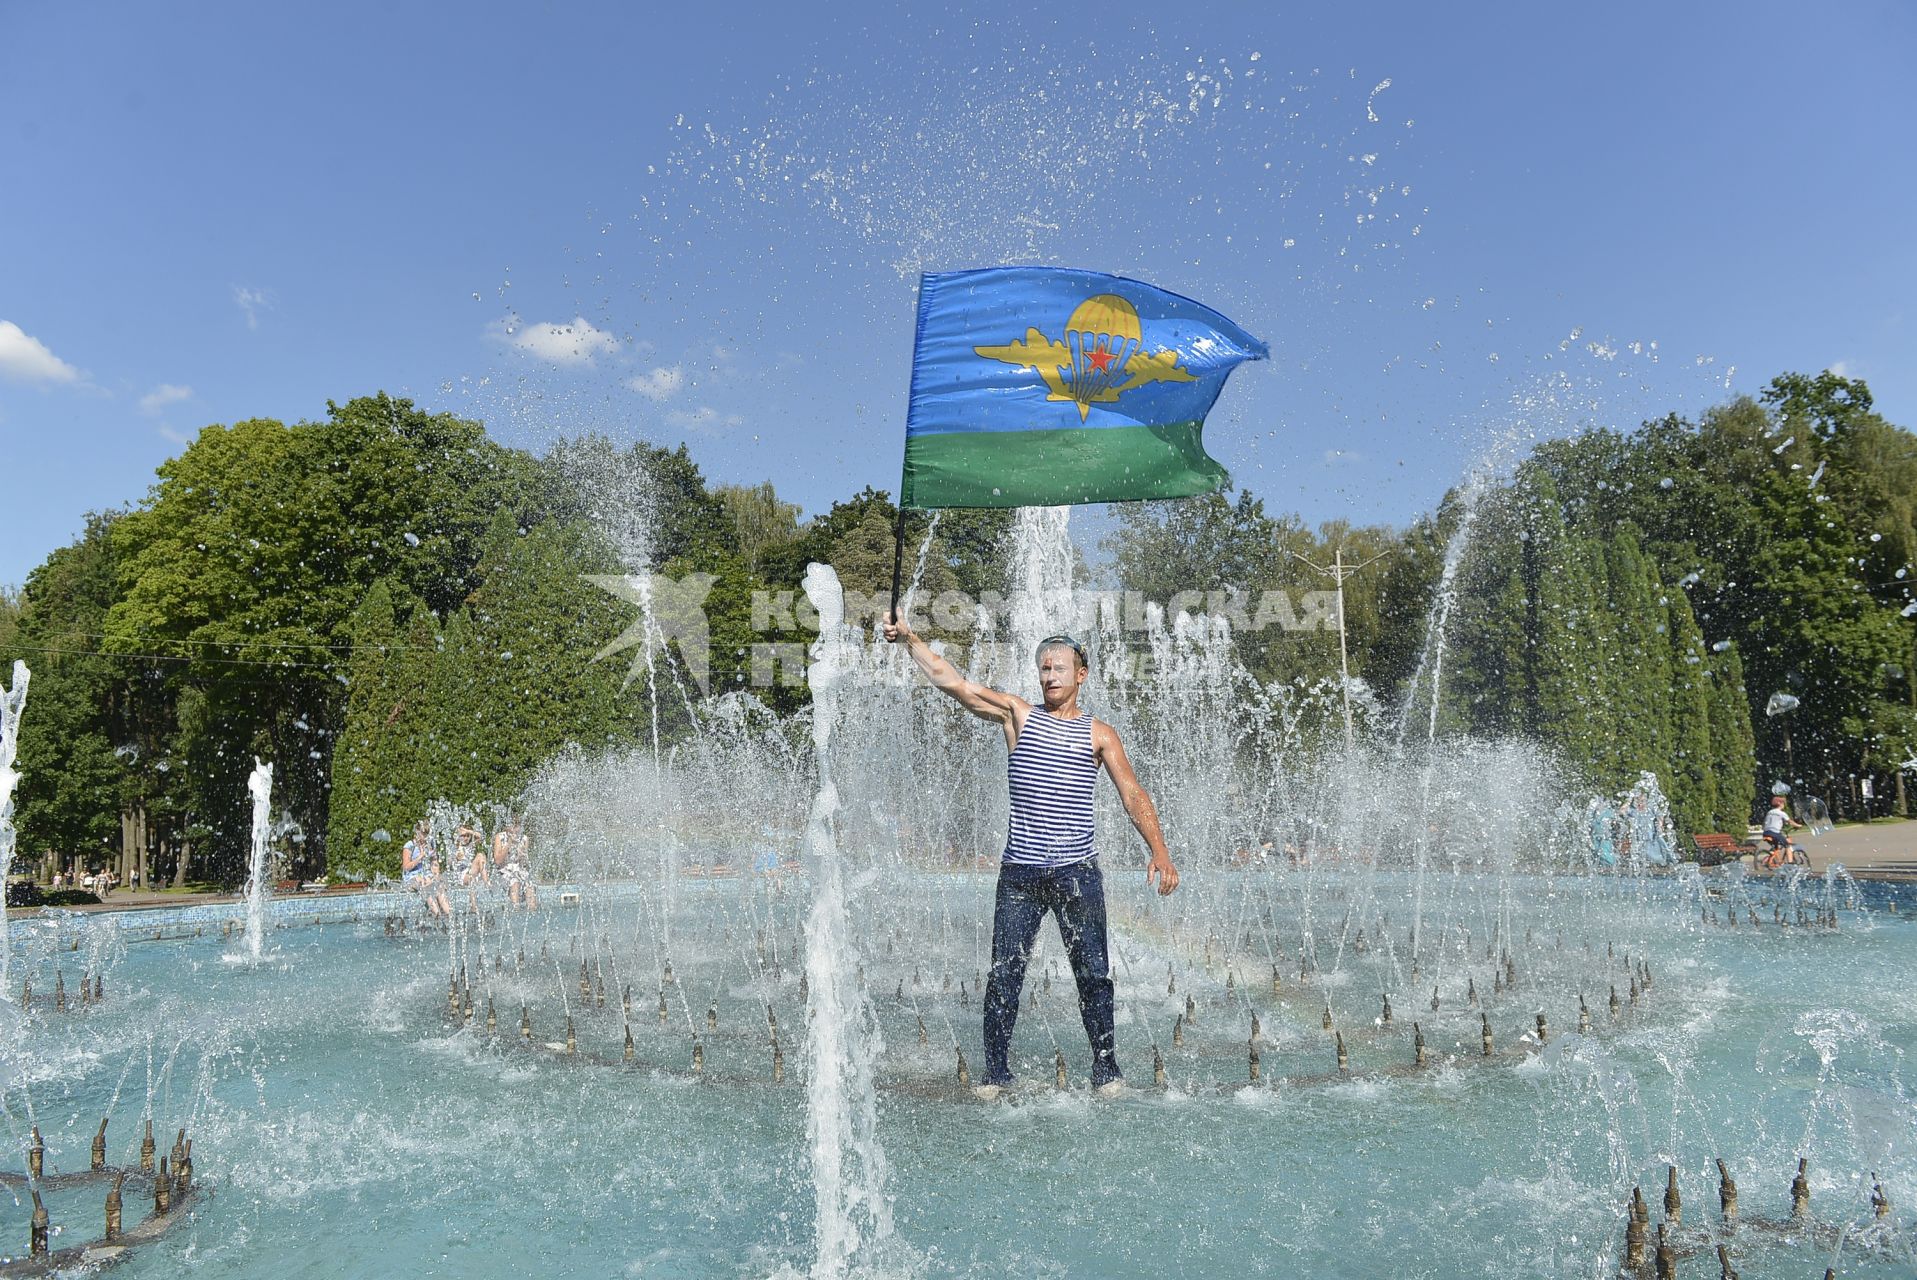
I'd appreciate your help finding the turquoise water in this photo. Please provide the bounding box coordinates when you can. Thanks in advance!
[3,870,1913,1278]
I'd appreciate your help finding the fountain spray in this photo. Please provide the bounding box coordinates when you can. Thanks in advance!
[799,563,892,1277]
[0,661,30,1000]
[239,758,275,962]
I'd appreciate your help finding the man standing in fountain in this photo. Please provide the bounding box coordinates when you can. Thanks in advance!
[884,616,1179,1098]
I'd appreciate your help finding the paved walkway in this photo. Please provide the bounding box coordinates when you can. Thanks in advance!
[11,821,1917,918]
[1793,818,1917,879]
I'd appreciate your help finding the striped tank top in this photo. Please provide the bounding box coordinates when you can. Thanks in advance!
[1003,710,1099,868]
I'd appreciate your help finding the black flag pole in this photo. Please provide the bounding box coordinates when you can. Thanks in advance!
[888,506,907,626]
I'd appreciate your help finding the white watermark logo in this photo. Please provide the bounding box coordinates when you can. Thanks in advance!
[588,576,1340,692]
[749,586,1339,636]
[586,573,719,695]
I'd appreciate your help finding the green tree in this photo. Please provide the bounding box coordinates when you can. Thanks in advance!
[1706,644,1757,829]
[1662,582,1716,837]
[714,481,802,574]
[102,395,535,880]
[327,579,407,874]
[2,521,117,863]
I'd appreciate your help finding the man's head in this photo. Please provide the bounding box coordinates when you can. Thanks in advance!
[1034,634,1088,707]
[1771,796,1787,808]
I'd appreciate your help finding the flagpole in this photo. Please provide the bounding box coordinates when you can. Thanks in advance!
[888,506,907,625]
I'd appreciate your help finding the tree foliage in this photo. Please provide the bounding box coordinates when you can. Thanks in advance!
[4,371,1910,884]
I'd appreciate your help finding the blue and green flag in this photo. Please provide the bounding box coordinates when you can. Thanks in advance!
[900,267,1267,509]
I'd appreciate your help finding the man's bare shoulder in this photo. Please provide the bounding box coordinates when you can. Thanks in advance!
[1090,717,1134,763]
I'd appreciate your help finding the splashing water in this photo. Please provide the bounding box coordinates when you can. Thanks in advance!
[0,660,29,1001]
[238,759,275,963]
[800,563,892,1277]
[1394,466,1490,753]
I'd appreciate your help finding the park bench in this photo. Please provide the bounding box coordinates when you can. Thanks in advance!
[1691,833,1755,867]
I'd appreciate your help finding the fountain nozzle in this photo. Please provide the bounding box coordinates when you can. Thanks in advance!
[30,1189,48,1258]
[1624,1187,1647,1269]
[105,1170,124,1241]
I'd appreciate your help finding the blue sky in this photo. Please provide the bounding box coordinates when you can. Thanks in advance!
[2,1,1913,587]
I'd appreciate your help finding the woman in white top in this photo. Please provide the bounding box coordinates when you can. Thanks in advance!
[492,817,537,912]
[455,824,490,913]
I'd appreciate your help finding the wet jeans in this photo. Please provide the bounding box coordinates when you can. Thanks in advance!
[982,858,1119,1087]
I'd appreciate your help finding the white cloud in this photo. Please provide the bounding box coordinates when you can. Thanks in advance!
[139,383,194,415]
[666,405,744,433]
[0,321,81,385]
[1827,359,1857,378]
[626,366,686,400]
[157,424,193,445]
[487,315,620,366]
[233,286,271,329]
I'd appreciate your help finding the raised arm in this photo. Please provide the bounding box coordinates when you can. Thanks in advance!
[1093,720,1179,895]
[883,612,1025,730]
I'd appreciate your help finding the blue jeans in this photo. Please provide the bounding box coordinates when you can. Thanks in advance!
[982,859,1119,1087]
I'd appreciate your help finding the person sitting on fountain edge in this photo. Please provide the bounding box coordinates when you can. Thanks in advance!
[402,821,451,919]
[883,613,1179,1099]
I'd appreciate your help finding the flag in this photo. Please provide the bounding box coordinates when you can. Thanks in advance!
[900,266,1267,509]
